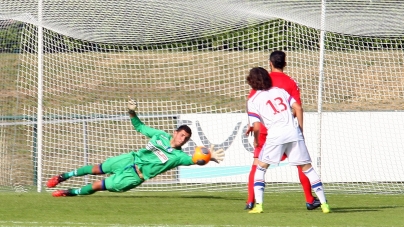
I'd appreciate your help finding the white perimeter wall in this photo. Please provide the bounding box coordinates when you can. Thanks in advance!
[178,112,404,183]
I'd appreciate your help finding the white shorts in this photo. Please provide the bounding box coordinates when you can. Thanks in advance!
[259,140,312,166]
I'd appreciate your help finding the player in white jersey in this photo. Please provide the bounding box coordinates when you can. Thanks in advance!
[246,67,330,214]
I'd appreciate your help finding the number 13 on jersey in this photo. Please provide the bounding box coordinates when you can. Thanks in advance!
[266,97,288,115]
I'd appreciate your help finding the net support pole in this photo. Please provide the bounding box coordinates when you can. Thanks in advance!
[83,121,89,185]
[36,0,44,192]
[316,0,326,177]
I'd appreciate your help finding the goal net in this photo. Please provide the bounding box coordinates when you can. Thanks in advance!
[1,0,404,194]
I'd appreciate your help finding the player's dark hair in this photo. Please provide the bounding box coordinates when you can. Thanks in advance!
[246,67,272,90]
[269,50,286,69]
[176,125,192,137]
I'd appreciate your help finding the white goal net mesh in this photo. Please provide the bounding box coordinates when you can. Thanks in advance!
[1,0,404,193]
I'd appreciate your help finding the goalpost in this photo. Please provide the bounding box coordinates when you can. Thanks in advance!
[1,1,404,193]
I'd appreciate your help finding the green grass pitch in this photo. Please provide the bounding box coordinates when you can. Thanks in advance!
[0,191,403,226]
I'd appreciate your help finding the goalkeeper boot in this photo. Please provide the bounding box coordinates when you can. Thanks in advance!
[306,197,321,210]
[248,203,263,214]
[321,203,331,213]
[244,202,254,210]
[52,189,76,197]
[47,174,66,188]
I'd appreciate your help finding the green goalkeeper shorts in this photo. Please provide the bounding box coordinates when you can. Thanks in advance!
[101,152,135,174]
[104,165,145,192]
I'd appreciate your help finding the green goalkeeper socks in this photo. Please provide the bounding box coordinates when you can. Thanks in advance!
[68,184,96,195]
[62,165,93,179]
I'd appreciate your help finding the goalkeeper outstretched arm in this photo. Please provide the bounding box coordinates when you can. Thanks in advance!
[127,96,166,138]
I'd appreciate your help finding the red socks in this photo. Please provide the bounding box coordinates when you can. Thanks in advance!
[247,164,315,204]
[247,164,257,204]
[297,165,315,203]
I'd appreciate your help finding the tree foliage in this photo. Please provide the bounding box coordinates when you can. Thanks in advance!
[1,19,403,53]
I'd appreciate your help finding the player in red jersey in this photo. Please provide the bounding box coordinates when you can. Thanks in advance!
[245,51,320,210]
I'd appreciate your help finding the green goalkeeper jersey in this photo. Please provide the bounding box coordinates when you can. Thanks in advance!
[130,115,194,180]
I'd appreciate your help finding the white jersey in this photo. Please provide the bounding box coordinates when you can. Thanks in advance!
[247,87,303,145]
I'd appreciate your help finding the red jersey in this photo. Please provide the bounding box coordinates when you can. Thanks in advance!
[248,71,301,136]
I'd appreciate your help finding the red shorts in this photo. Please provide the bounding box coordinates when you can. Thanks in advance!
[253,132,287,161]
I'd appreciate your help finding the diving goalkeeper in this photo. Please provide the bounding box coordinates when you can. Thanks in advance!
[47,97,225,197]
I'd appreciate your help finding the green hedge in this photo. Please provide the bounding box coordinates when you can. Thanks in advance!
[1,19,403,53]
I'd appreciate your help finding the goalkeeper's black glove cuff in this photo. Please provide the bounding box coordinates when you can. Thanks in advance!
[128,109,136,115]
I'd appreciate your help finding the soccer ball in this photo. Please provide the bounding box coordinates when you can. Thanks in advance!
[192,146,211,165]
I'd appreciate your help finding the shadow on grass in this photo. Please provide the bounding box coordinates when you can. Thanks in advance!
[73,193,241,201]
[330,205,402,213]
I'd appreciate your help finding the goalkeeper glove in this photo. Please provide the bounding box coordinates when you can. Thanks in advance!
[128,96,138,114]
[209,144,225,163]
